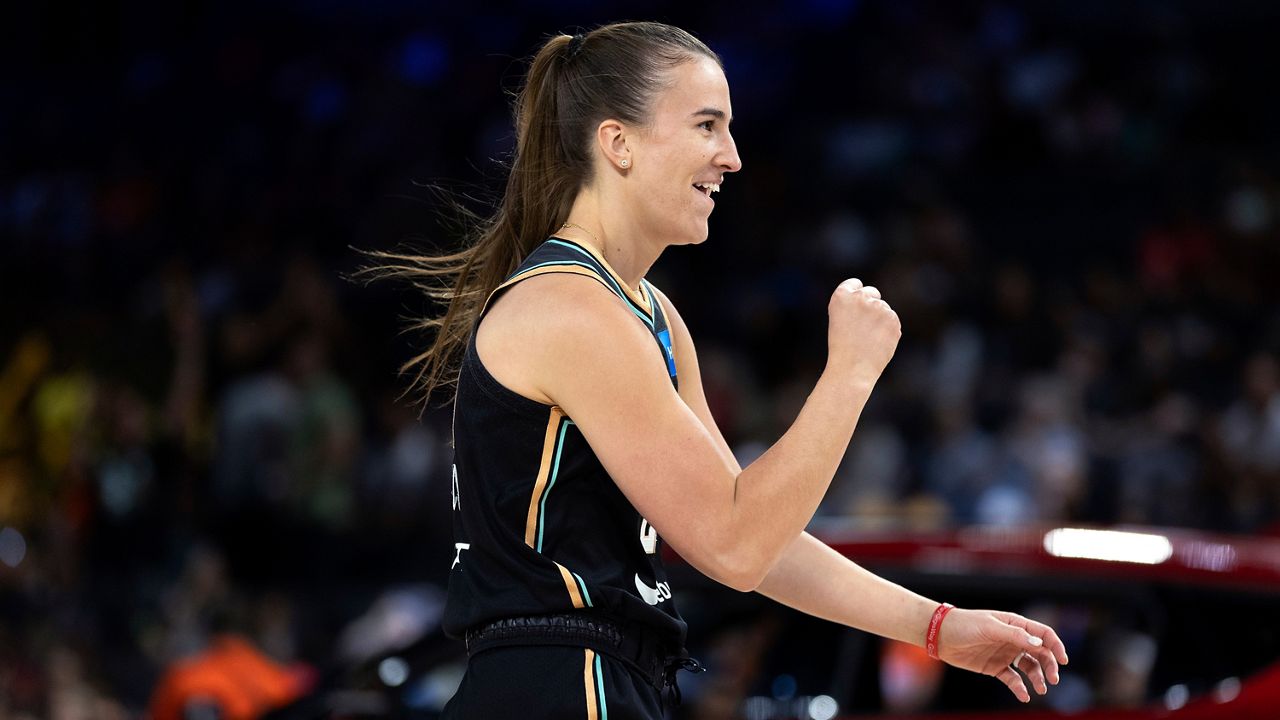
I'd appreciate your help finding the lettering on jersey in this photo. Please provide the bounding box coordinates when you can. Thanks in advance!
[634,574,672,605]
[656,329,677,377]
[452,542,470,569]
[639,518,658,555]
[451,464,460,510]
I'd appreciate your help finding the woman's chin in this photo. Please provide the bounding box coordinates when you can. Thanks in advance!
[684,219,712,245]
[672,231,709,247]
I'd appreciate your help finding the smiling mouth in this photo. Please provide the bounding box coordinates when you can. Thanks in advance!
[693,182,721,199]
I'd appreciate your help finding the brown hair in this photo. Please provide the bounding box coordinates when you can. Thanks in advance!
[361,22,720,405]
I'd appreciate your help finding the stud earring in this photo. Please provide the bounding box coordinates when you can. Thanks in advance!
[620,159,629,168]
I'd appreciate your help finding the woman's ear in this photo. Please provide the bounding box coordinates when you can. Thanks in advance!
[596,119,632,171]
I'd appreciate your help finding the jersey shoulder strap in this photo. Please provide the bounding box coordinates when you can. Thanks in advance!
[477,237,679,388]
[481,237,658,325]
[639,279,677,384]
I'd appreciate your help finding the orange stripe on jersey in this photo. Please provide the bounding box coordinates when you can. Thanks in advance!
[524,406,566,547]
[557,563,586,609]
[551,238,653,315]
[483,265,613,317]
[555,561,586,604]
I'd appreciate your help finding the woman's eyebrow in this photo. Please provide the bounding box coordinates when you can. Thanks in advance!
[690,107,732,124]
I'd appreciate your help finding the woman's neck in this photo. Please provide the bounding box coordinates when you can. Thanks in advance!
[561,190,660,292]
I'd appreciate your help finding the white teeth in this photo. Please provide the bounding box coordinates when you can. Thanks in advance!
[694,182,721,194]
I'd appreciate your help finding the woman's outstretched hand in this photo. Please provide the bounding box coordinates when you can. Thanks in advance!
[936,608,1070,703]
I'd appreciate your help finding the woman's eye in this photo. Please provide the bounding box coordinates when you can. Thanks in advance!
[699,120,714,132]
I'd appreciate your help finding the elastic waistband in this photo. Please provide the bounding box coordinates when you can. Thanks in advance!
[464,613,701,698]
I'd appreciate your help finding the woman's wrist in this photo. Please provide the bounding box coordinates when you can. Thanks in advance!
[925,602,956,659]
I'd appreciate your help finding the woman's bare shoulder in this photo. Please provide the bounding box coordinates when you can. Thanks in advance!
[475,272,650,404]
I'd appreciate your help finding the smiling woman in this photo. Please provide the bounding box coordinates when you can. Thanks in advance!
[363,20,1068,720]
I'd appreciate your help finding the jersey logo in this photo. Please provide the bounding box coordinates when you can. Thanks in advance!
[634,574,672,605]
[452,542,470,569]
[639,518,658,555]
[656,329,677,377]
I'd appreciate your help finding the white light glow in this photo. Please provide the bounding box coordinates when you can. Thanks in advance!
[1043,528,1173,564]
[1214,677,1241,703]
[1165,684,1189,710]
[808,695,838,720]
[1180,541,1238,572]
[378,657,409,687]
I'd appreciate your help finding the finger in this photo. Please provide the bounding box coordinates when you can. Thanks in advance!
[998,619,1047,656]
[1015,652,1049,695]
[1003,614,1070,667]
[838,278,864,294]
[992,620,1058,685]
[1031,645,1060,686]
[1029,621,1070,667]
[996,666,1031,703]
[861,285,881,299]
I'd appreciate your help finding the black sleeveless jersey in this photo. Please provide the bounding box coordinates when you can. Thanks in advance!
[443,236,686,651]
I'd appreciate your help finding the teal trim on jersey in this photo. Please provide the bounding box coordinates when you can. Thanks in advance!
[640,279,656,309]
[641,278,669,333]
[594,653,609,720]
[514,256,654,328]
[572,572,593,607]
[545,240,655,328]
[515,259,611,283]
[534,418,572,552]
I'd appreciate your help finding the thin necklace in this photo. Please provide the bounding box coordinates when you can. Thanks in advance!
[557,221,645,302]
[559,221,601,247]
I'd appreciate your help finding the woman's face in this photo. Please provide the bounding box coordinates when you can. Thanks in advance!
[625,55,742,246]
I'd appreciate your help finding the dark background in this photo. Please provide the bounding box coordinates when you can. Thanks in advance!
[2,1,1279,718]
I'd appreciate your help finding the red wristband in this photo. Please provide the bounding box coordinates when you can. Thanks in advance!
[925,602,955,660]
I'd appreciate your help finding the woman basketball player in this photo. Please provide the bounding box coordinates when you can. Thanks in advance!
[374,21,1068,720]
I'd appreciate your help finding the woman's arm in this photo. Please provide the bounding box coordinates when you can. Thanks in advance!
[757,532,936,644]
[756,532,1067,702]
[652,287,1068,703]
[485,272,896,591]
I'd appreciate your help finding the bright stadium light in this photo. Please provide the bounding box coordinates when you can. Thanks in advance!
[1043,528,1173,564]
[808,695,839,720]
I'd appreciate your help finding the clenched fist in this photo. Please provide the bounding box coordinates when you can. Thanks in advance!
[826,278,901,386]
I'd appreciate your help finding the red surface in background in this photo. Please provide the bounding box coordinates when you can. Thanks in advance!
[663,526,1280,720]
[815,525,1280,593]
[816,526,1280,718]
[858,658,1280,719]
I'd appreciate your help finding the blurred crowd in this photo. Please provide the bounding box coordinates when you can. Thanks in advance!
[3,1,1279,718]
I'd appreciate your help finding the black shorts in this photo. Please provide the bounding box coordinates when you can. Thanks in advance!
[442,645,664,720]
[441,614,701,720]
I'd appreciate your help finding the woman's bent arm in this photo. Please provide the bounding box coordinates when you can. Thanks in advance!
[500,274,897,591]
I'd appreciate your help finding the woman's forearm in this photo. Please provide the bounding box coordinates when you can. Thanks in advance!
[724,371,876,585]
[755,531,938,646]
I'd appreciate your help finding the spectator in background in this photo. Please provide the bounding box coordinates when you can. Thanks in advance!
[1218,352,1280,530]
